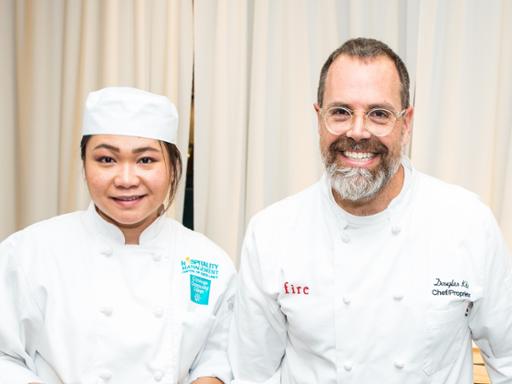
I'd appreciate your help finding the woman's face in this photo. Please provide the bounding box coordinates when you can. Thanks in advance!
[84,135,171,237]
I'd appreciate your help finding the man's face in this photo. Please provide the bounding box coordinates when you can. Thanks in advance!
[315,55,412,203]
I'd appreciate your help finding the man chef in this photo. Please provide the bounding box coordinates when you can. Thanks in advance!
[229,37,512,383]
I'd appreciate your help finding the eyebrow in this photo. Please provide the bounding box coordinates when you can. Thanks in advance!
[326,101,398,111]
[92,143,162,154]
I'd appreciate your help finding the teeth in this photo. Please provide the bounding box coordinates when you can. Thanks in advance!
[117,196,140,201]
[344,151,375,160]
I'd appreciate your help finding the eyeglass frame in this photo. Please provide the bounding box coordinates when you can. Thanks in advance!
[319,105,408,137]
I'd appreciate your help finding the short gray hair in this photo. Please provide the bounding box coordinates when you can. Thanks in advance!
[317,38,410,109]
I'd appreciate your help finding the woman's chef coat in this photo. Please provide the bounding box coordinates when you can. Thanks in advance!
[229,158,512,384]
[0,203,236,384]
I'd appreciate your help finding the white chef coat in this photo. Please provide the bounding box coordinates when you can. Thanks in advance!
[0,203,236,384]
[229,158,512,384]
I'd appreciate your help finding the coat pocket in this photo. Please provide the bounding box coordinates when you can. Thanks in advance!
[423,303,469,376]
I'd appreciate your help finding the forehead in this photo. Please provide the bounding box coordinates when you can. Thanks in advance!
[87,134,163,151]
[323,54,402,108]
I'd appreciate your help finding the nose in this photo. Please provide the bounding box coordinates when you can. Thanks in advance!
[114,163,140,188]
[345,113,371,141]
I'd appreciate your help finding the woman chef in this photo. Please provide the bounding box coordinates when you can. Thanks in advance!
[0,87,235,384]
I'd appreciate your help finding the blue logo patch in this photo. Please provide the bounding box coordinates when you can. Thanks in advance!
[181,257,219,279]
[190,275,211,305]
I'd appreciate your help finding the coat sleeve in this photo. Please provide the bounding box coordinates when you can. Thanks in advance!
[0,235,44,382]
[469,210,512,383]
[187,261,237,384]
[228,220,287,383]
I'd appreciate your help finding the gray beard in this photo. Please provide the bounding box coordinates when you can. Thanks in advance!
[326,157,401,202]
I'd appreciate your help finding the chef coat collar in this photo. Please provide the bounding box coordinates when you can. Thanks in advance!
[323,156,415,228]
[83,202,166,245]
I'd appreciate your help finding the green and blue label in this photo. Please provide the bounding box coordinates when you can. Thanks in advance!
[181,256,219,305]
[190,275,211,305]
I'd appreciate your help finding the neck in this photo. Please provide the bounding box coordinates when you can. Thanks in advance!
[333,165,405,216]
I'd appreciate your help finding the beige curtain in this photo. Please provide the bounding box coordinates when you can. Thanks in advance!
[0,0,193,241]
[194,0,421,262]
[412,0,512,248]
[0,0,17,242]
[195,0,512,262]
[2,0,511,258]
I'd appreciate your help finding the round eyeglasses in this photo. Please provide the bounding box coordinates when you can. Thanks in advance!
[320,106,407,137]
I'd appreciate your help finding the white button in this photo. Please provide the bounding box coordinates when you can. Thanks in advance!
[342,296,351,305]
[391,225,401,235]
[343,362,353,371]
[341,232,351,243]
[394,360,405,369]
[99,370,112,380]
[152,253,162,262]
[101,247,113,257]
[393,294,404,301]
[153,307,164,318]
[153,370,164,381]
[100,306,113,316]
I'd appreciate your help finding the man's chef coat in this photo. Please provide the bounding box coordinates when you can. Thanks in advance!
[0,204,236,384]
[229,158,512,383]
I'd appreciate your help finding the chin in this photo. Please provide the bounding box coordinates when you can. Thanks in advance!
[115,216,152,228]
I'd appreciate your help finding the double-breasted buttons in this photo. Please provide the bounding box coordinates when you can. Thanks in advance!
[393,293,404,301]
[343,361,353,371]
[101,247,113,257]
[153,370,164,381]
[99,306,113,317]
[99,369,112,381]
[342,296,351,305]
[393,360,405,369]
[391,225,401,235]
[153,306,164,318]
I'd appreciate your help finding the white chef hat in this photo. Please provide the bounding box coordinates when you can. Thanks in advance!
[82,86,178,144]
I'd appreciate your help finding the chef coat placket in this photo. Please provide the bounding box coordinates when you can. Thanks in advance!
[94,243,174,383]
[332,217,414,382]
[87,205,178,384]
[327,164,417,383]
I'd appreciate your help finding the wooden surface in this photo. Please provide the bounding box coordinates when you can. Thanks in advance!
[473,347,490,384]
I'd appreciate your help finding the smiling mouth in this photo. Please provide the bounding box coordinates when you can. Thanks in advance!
[112,195,146,202]
[343,151,377,160]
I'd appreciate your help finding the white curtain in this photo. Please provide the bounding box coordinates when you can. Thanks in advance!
[194,0,512,262]
[412,0,512,248]
[0,0,193,240]
[194,0,421,262]
[2,0,511,259]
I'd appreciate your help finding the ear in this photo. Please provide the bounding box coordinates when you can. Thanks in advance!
[401,106,414,147]
[314,103,322,133]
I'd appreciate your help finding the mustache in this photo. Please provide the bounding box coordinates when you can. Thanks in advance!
[328,136,388,155]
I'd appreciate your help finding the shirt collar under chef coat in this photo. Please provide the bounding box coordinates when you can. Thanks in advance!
[82,202,167,245]
[322,156,415,230]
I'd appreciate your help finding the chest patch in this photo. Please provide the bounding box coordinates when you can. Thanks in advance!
[181,256,219,305]
[190,275,211,305]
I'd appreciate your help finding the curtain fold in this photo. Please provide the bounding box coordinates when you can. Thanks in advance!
[0,0,193,241]
[2,0,511,255]
[412,0,512,247]
[0,0,17,240]
[194,0,251,263]
[194,0,419,262]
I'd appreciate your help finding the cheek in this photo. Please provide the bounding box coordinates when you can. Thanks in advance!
[148,169,171,197]
[319,131,335,154]
[85,170,110,197]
